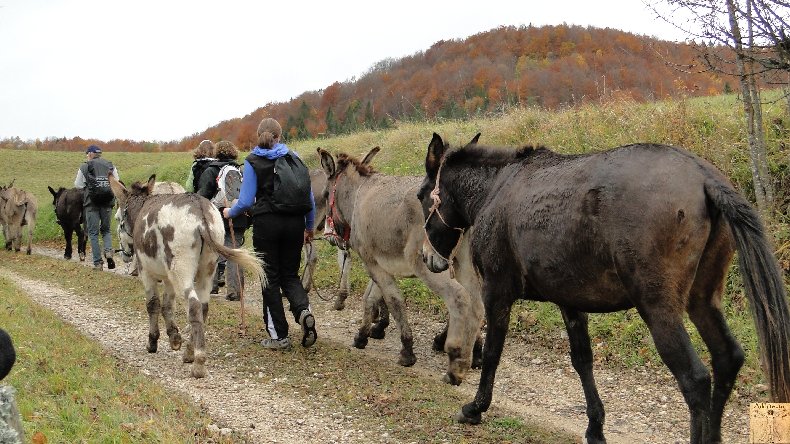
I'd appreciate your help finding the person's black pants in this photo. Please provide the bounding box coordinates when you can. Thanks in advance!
[252,213,310,340]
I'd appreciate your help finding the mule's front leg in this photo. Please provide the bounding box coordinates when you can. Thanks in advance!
[458,284,514,424]
[334,249,352,310]
[143,284,161,353]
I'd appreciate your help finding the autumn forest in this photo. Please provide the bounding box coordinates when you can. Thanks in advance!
[3,24,733,153]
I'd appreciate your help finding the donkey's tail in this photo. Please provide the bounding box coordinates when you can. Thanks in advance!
[705,179,790,402]
[198,227,266,288]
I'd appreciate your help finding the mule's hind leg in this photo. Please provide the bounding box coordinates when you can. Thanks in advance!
[560,307,605,444]
[639,305,712,443]
[353,281,382,348]
[63,226,74,259]
[370,282,390,339]
[161,281,182,351]
[687,238,743,443]
[76,223,86,261]
[369,270,416,367]
[141,277,161,353]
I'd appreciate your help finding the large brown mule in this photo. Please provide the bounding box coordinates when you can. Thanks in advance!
[418,134,790,443]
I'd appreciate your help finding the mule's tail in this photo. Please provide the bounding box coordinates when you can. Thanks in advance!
[198,227,267,288]
[705,179,790,402]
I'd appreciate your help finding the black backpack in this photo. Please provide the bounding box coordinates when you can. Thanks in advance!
[271,152,312,215]
[85,160,114,206]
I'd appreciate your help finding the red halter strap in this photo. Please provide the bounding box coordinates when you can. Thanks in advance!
[324,173,351,249]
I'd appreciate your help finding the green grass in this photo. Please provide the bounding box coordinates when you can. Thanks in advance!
[0,249,577,443]
[0,273,241,443]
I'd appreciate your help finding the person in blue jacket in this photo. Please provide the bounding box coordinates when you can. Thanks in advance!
[224,118,317,350]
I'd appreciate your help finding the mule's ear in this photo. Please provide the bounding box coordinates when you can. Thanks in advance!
[426,133,446,179]
[108,174,128,202]
[468,133,481,146]
[48,186,56,197]
[145,175,156,195]
[318,148,336,177]
[361,146,381,165]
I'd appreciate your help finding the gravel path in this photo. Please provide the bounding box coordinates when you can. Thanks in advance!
[2,246,756,443]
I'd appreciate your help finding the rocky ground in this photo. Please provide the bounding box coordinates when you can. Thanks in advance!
[0,246,756,443]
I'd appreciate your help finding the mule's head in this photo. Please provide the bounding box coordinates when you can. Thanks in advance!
[110,174,156,262]
[48,186,66,208]
[417,133,479,273]
[317,146,380,248]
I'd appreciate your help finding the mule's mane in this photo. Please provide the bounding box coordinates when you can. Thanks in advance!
[446,144,549,167]
[337,152,377,177]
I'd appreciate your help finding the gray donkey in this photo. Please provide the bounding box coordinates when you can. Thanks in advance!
[317,145,484,385]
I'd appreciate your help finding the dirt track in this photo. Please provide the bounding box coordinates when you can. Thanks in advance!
[1,246,756,443]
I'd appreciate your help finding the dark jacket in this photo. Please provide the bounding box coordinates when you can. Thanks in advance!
[196,159,250,230]
[79,158,115,208]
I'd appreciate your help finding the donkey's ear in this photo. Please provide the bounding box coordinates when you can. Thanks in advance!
[426,133,446,180]
[145,175,156,195]
[467,133,481,146]
[48,186,56,197]
[318,148,335,177]
[361,146,381,165]
[109,174,128,202]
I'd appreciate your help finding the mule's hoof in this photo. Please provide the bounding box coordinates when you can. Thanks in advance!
[398,352,417,367]
[64,254,72,260]
[472,357,483,369]
[353,335,368,349]
[370,326,386,340]
[442,372,463,386]
[26,249,31,255]
[455,410,482,425]
[79,254,86,262]
[170,335,182,351]
[146,343,158,353]
[191,365,207,378]
[333,299,346,311]
[183,354,194,364]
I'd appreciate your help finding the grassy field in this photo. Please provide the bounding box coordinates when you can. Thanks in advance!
[1,91,789,425]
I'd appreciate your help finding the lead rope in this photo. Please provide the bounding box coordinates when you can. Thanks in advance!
[424,156,465,278]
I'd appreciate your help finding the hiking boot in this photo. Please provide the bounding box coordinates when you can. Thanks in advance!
[299,309,317,348]
[210,285,219,296]
[225,292,239,301]
[261,337,291,350]
[93,263,102,270]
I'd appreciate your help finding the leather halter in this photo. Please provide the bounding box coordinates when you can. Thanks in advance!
[323,173,351,250]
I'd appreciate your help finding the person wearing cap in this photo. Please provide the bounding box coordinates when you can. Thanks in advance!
[74,145,120,270]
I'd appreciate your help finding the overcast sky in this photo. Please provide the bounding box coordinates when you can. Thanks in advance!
[0,1,689,142]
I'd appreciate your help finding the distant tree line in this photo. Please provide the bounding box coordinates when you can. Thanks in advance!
[1,23,757,153]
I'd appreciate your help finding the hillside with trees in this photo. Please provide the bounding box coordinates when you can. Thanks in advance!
[4,24,733,152]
